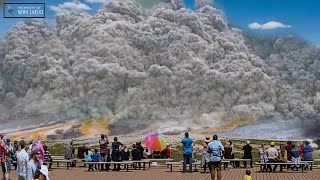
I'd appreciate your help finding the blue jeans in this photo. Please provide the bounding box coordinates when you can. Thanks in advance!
[183,154,192,172]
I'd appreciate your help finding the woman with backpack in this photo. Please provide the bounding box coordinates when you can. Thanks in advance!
[291,144,301,171]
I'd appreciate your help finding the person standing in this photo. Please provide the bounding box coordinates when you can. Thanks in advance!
[131,144,141,169]
[136,142,145,159]
[65,140,75,167]
[258,144,267,172]
[200,136,211,173]
[0,134,10,180]
[43,145,52,171]
[181,132,193,173]
[242,141,253,168]
[207,134,224,180]
[99,134,109,171]
[111,137,123,171]
[16,140,29,180]
[27,148,41,180]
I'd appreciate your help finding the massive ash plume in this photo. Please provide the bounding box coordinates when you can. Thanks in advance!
[246,36,320,138]
[0,0,319,136]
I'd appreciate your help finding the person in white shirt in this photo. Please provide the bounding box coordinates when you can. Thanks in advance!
[267,142,284,172]
[16,140,29,180]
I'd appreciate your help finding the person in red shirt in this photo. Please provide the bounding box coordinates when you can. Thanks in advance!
[284,141,293,161]
[298,143,304,159]
[164,145,171,158]
[0,134,10,180]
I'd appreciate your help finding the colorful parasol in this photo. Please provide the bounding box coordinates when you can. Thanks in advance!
[144,132,167,151]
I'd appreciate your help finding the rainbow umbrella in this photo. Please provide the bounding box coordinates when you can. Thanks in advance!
[144,133,167,151]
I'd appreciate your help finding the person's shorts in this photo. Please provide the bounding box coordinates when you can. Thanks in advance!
[209,161,221,170]
[1,160,12,173]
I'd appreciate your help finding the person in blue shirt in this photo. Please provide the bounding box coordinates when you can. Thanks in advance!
[302,141,313,160]
[92,149,100,170]
[207,134,224,180]
[181,132,193,173]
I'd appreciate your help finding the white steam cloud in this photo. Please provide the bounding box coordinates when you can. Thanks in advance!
[0,0,319,135]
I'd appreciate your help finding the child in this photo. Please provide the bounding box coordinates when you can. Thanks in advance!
[92,149,100,170]
[244,170,252,180]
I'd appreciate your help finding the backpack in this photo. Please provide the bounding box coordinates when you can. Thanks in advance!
[292,148,300,158]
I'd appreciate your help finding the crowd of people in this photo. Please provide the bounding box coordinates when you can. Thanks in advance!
[181,133,316,180]
[257,140,314,172]
[66,134,172,172]
[1,131,317,180]
[0,134,50,180]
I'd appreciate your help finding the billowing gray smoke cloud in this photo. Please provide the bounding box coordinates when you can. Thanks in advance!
[0,0,318,135]
[246,36,320,138]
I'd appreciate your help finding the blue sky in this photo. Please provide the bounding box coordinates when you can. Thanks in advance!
[1,0,320,44]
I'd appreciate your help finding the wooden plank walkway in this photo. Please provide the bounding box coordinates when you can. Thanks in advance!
[8,166,320,180]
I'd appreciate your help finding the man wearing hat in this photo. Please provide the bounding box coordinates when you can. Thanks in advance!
[242,141,253,168]
[207,135,224,180]
[200,136,212,173]
[267,141,280,172]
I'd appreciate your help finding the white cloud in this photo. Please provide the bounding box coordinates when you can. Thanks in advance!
[248,21,291,30]
[85,0,108,3]
[248,22,261,29]
[50,0,91,15]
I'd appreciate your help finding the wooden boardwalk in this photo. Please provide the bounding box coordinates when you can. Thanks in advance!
[8,166,320,180]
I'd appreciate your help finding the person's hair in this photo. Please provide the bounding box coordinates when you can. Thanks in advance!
[213,134,218,140]
[292,144,296,148]
[132,144,136,148]
[114,137,118,141]
[271,144,274,147]
[85,148,89,155]
[43,145,48,151]
[185,132,189,138]
[305,141,310,145]
[34,169,42,179]
[280,144,284,148]
[246,170,251,175]
[94,149,98,153]
[123,146,127,149]
[101,134,105,139]
[0,134,4,140]
[20,140,25,149]
[287,141,292,145]
[229,140,232,145]
[261,144,264,148]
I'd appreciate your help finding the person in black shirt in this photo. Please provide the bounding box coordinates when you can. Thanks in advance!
[242,141,253,168]
[111,137,123,171]
[136,142,145,159]
[120,146,130,170]
[131,144,141,169]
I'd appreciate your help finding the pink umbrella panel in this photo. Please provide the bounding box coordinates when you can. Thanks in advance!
[144,133,167,151]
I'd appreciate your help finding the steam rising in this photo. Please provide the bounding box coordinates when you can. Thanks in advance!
[0,0,319,136]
